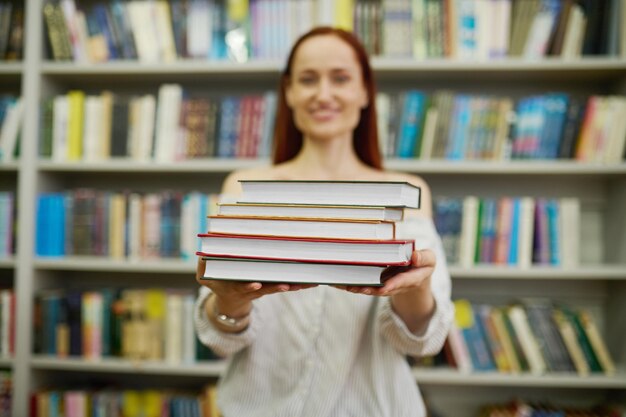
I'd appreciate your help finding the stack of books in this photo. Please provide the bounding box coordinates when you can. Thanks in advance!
[196,180,421,286]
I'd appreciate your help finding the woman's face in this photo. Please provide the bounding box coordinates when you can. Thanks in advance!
[285,35,369,142]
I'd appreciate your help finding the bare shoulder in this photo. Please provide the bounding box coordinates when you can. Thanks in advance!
[221,163,294,195]
[382,171,432,218]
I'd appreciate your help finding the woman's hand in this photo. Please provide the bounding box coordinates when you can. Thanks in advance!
[334,249,436,297]
[196,258,317,317]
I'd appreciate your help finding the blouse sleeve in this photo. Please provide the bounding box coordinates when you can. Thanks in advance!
[378,216,454,357]
[194,285,263,357]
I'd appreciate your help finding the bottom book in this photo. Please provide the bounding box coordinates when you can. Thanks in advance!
[200,257,411,286]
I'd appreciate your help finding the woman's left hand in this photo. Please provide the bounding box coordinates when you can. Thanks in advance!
[334,249,436,297]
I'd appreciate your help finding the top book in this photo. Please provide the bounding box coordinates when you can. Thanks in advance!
[237,180,421,208]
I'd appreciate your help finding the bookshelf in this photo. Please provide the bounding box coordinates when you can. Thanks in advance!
[6,0,626,416]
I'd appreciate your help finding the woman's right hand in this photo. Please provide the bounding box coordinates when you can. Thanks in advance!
[196,258,317,318]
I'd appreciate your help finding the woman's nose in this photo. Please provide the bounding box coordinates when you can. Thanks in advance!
[314,79,332,100]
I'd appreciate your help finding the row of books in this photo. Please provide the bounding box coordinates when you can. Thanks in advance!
[39,87,626,163]
[478,400,622,417]
[434,196,580,268]
[34,189,583,270]
[39,88,277,162]
[197,180,420,286]
[43,0,316,62]
[0,96,23,163]
[378,91,626,162]
[35,190,220,260]
[33,385,220,417]
[0,193,14,257]
[346,0,626,59]
[0,2,22,62]
[36,287,218,363]
[0,290,13,358]
[438,299,616,375]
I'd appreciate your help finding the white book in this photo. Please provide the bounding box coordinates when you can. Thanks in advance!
[182,294,196,363]
[201,257,391,285]
[603,96,626,164]
[207,216,395,240]
[137,94,156,161]
[180,193,197,260]
[507,305,547,375]
[154,0,177,62]
[165,292,184,364]
[0,97,23,162]
[197,233,414,265]
[447,323,473,373]
[52,95,69,162]
[238,180,421,208]
[559,197,580,269]
[517,197,535,269]
[187,0,212,59]
[561,4,585,59]
[459,195,479,268]
[523,3,558,58]
[217,203,404,221]
[82,95,103,162]
[376,93,391,157]
[128,1,160,62]
[154,84,183,162]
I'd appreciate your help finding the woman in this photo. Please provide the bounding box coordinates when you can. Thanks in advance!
[195,26,453,417]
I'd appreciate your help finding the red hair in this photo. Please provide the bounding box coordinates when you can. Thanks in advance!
[272,27,382,169]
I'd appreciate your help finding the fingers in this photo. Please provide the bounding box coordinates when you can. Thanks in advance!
[196,258,206,279]
[413,249,436,268]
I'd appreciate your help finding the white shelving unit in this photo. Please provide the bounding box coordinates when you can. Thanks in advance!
[5,0,626,416]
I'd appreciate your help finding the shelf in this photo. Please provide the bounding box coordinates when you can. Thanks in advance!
[39,58,626,83]
[372,57,626,81]
[412,368,626,389]
[0,62,22,73]
[385,160,626,176]
[0,162,19,171]
[37,160,626,176]
[31,356,226,377]
[448,265,626,280]
[0,356,12,367]
[33,257,625,280]
[41,60,284,83]
[29,357,626,389]
[34,257,196,273]
[0,257,15,269]
[37,158,270,173]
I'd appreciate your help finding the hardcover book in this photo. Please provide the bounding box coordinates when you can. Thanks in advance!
[217,203,404,221]
[237,180,421,208]
[200,257,409,286]
[197,233,414,266]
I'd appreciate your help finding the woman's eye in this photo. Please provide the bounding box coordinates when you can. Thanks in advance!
[299,77,316,85]
[333,75,350,84]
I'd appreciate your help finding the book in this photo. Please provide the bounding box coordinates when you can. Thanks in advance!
[216,203,404,221]
[206,216,395,240]
[237,180,421,208]
[199,256,405,286]
[197,233,414,266]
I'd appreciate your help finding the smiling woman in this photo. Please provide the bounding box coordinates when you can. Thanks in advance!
[194,27,454,417]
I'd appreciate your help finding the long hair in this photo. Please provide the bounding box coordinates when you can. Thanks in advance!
[272,27,382,169]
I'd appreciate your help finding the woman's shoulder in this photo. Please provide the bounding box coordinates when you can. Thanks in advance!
[381,170,432,218]
[221,163,292,194]
[381,171,430,193]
